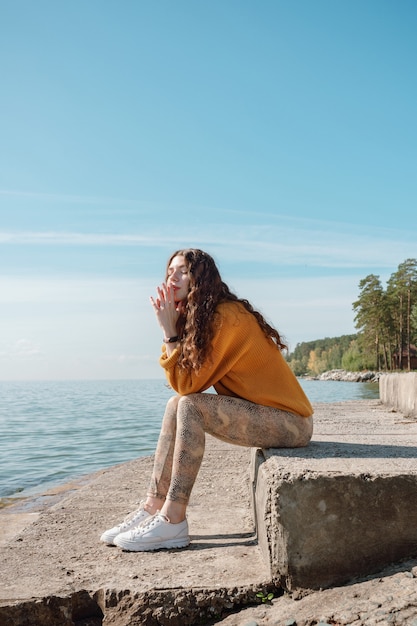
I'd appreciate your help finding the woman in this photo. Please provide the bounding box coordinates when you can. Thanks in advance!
[100,248,313,551]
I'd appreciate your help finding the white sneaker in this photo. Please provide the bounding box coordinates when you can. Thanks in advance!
[100,501,151,545]
[114,513,190,552]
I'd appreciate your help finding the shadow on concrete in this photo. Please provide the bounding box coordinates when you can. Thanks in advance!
[189,531,257,550]
[340,556,417,588]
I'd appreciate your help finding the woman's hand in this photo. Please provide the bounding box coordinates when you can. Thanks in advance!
[149,283,181,339]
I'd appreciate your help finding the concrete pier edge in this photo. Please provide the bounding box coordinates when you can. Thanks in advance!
[380,371,417,418]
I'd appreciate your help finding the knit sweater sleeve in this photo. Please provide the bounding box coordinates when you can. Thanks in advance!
[159,303,246,395]
[159,301,313,416]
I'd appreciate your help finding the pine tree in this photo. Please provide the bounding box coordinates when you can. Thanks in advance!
[386,259,417,370]
[353,274,387,370]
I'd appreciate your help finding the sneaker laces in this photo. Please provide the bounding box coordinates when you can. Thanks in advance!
[118,501,149,530]
[129,512,170,538]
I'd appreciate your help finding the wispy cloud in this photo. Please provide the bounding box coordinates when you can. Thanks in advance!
[0,276,150,303]
[0,189,123,205]
[1,214,415,273]
[0,231,166,246]
[0,339,43,361]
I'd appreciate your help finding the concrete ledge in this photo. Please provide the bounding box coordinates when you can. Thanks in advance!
[380,372,417,418]
[252,399,417,590]
[0,438,272,625]
[4,400,417,623]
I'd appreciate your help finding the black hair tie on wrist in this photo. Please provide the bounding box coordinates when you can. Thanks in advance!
[163,336,179,343]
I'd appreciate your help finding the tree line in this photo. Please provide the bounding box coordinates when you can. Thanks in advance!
[286,258,417,376]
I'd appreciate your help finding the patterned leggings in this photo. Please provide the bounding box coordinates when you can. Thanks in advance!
[147,393,313,505]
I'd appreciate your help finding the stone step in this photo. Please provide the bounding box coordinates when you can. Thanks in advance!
[252,397,417,590]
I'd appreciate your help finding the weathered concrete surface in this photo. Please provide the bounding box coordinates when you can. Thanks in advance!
[253,399,417,590]
[215,559,417,625]
[2,400,417,625]
[380,372,417,418]
[0,437,272,625]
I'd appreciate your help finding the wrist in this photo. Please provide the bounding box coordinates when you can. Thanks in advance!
[163,335,179,344]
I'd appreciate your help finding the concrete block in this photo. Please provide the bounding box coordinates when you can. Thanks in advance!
[252,400,417,590]
[380,372,417,418]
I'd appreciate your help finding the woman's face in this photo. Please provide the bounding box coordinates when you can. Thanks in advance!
[166,255,191,302]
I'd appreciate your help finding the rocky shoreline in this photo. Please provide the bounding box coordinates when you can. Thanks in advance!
[311,369,382,383]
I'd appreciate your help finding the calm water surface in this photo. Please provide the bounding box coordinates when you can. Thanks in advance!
[0,378,379,503]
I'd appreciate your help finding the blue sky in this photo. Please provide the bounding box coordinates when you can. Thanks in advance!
[1,0,416,380]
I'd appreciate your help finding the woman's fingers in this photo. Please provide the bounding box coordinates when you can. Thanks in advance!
[150,286,177,316]
[149,296,162,309]
[155,284,176,306]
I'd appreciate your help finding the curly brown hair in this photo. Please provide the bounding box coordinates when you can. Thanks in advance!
[166,248,287,373]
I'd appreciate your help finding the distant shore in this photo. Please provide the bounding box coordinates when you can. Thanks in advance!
[302,369,381,383]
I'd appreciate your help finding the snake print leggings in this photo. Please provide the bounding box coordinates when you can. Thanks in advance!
[147,393,313,505]
[147,393,313,504]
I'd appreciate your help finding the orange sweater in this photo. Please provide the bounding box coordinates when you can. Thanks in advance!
[159,301,313,417]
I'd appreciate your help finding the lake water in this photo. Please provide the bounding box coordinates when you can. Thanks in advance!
[0,378,379,504]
